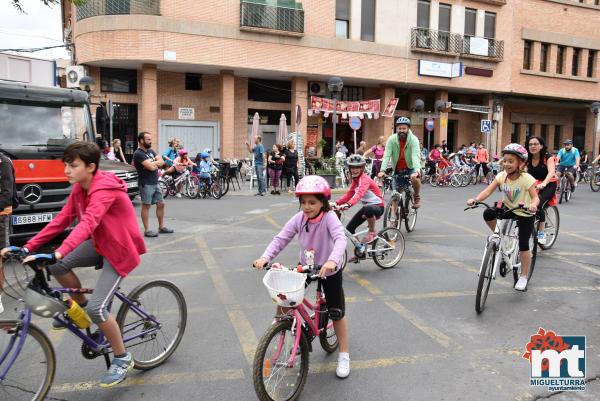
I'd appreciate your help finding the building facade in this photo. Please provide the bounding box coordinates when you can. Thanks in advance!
[62,0,600,160]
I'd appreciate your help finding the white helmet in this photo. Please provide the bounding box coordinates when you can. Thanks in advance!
[203,148,212,154]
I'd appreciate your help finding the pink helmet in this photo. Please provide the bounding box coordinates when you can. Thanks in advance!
[178,149,188,156]
[502,143,528,161]
[295,175,331,200]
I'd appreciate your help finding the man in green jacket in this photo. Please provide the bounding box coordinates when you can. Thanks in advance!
[378,117,422,208]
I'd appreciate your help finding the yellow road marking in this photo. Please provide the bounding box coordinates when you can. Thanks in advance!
[384,300,453,349]
[421,215,487,236]
[347,272,383,295]
[562,231,600,245]
[265,215,282,229]
[149,234,195,251]
[309,352,447,373]
[146,249,197,255]
[196,236,258,365]
[544,253,600,277]
[551,251,600,256]
[228,204,294,228]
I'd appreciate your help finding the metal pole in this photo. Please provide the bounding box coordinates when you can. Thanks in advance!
[109,113,114,144]
[353,129,357,152]
[332,96,337,157]
[594,112,598,161]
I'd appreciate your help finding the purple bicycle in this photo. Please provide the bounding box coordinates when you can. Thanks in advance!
[253,263,338,401]
[0,249,187,401]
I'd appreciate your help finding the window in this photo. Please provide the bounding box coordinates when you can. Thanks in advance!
[360,0,376,42]
[464,8,476,37]
[248,79,291,103]
[540,43,549,72]
[523,41,532,70]
[540,124,548,143]
[527,123,535,138]
[336,0,350,39]
[438,4,451,32]
[511,123,519,144]
[341,86,364,101]
[417,0,430,29]
[185,73,202,91]
[588,50,596,78]
[484,12,496,39]
[100,68,137,93]
[557,46,565,74]
[572,48,580,76]
[553,125,562,150]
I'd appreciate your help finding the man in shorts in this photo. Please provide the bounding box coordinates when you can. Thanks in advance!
[133,132,174,237]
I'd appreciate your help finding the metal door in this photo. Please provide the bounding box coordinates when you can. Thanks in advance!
[158,120,220,159]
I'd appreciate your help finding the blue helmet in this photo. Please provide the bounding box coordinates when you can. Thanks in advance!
[200,152,210,159]
[395,116,411,126]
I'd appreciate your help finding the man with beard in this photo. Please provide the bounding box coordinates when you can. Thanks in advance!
[133,132,174,237]
[378,117,422,209]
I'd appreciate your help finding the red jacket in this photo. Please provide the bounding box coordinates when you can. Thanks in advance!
[25,171,146,277]
[336,173,384,207]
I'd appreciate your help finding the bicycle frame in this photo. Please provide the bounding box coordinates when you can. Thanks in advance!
[485,219,519,281]
[336,210,395,257]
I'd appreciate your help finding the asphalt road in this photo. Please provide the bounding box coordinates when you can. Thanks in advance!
[3,181,600,401]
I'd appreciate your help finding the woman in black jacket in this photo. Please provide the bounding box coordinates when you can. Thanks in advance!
[283,140,299,192]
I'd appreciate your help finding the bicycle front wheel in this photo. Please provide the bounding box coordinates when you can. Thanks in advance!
[0,320,55,401]
[591,170,600,192]
[371,227,405,269]
[210,181,222,199]
[318,304,339,353]
[476,243,495,314]
[403,196,417,232]
[539,206,559,250]
[116,280,187,370]
[218,175,230,196]
[253,320,309,401]
[186,176,199,198]
[383,195,400,229]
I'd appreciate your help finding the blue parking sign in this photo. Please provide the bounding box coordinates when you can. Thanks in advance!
[481,119,492,133]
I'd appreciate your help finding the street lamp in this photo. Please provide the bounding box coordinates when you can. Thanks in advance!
[591,102,600,160]
[327,77,343,156]
[78,75,96,94]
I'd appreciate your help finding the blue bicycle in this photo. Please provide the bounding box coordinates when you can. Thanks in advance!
[0,249,187,401]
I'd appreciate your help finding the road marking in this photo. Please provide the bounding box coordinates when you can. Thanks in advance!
[347,272,383,295]
[212,244,268,251]
[128,271,206,281]
[551,251,600,256]
[384,300,452,349]
[227,204,294,228]
[265,215,282,229]
[245,208,271,215]
[544,253,600,277]
[146,249,197,255]
[309,352,447,373]
[562,231,600,245]
[196,236,258,365]
[409,234,478,238]
[149,234,196,251]
[421,214,487,236]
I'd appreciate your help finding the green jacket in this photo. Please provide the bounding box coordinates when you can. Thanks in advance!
[381,130,421,171]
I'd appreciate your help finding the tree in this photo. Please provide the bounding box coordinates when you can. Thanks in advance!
[11,0,87,13]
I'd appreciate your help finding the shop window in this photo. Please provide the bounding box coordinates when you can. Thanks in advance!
[185,73,202,91]
[540,124,548,143]
[527,123,535,138]
[248,79,292,103]
[100,68,137,94]
[511,123,519,143]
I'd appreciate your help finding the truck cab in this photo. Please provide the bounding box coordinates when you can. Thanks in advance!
[0,82,139,243]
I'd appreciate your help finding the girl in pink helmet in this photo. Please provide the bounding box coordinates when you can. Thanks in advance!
[253,175,351,379]
[172,149,196,198]
[467,143,540,292]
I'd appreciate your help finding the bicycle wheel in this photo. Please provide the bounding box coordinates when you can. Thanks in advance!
[591,170,600,192]
[475,243,495,314]
[450,174,461,188]
[318,304,338,353]
[583,169,592,183]
[470,172,477,185]
[210,181,222,199]
[558,179,565,204]
[539,206,560,250]
[460,173,469,187]
[218,175,230,196]
[371,227,405,269]
[403,196,417,232]
[185,176,199,198]
[253,320,309,401]
[383,194,400,229]
[513,230,538,285]
[340,249,348,271]
[429,174,438,187]
[0,320,55,401]
[116,280,187,370]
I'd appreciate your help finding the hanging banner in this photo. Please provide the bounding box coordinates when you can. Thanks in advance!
[310,96,381,114]
[306,125,319,149]
[382,98,399,118]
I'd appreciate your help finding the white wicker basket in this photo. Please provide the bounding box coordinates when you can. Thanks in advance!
[262,269,306,307]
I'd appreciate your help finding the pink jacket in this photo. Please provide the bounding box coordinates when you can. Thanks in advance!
[25,171,146,277]
[336,173,384,207]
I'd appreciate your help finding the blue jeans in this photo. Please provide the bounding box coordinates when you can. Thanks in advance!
[255,164,266,193]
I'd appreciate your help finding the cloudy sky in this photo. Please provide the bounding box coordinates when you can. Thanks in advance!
[0,0,68,60]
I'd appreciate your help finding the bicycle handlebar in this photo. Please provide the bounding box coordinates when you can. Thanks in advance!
[464,201,534,216]
[264,263,322,279]
[2,247,56,269]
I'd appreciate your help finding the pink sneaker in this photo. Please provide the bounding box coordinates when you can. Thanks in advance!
[362,231,378,244]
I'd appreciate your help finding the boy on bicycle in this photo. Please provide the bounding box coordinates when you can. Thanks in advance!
[466,144,539,291]
[335,154,384,246]
[1,142,146,387]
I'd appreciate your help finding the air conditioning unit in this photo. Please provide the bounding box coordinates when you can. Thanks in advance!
[309,82,327,97]
[66,65,87,88]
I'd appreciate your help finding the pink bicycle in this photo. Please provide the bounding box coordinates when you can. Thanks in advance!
[253,264,338,401]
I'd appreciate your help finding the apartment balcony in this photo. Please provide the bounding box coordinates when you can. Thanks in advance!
[240,0,304,37]
[411,27,504,62]
[76,0,160,21]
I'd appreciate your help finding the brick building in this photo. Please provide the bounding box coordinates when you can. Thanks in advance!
[62,0,600,160]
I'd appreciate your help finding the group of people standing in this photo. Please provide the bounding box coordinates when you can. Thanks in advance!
[246,136,300,196]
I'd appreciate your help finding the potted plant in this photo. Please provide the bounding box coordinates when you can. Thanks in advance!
[314,156,339,188]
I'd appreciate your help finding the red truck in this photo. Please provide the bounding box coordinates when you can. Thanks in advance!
[0,82,139,243]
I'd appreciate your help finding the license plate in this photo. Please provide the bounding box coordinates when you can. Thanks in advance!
[126,181,138,189]
[12,213,54,226]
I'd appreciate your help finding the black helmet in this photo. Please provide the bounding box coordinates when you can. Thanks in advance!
[345,154,366,167]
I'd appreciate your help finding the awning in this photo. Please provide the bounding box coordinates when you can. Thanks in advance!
[451,104,490,114]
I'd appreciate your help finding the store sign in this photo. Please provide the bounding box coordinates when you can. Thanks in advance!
[418,60,462,78]
[178,107,195,120]
[469,37,489,57]
[310,96,381,115]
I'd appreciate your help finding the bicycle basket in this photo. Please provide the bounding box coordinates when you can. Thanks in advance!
[262,269,306,307]
[1,257,34,300]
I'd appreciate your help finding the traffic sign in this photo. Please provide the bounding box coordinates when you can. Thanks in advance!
[481,119,492,133]
[349,116,362,130]
[425,118,434,131]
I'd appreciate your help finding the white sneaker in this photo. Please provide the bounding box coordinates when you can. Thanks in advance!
[537,231,546,245]
[515,276,528,291]
[336,352,350,379]
[0,295,4,314]
[175,193,182,198]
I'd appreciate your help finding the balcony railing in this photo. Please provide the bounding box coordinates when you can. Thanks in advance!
[240,1,304,35]
[411,27,504,61]
[77,0,160,21]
